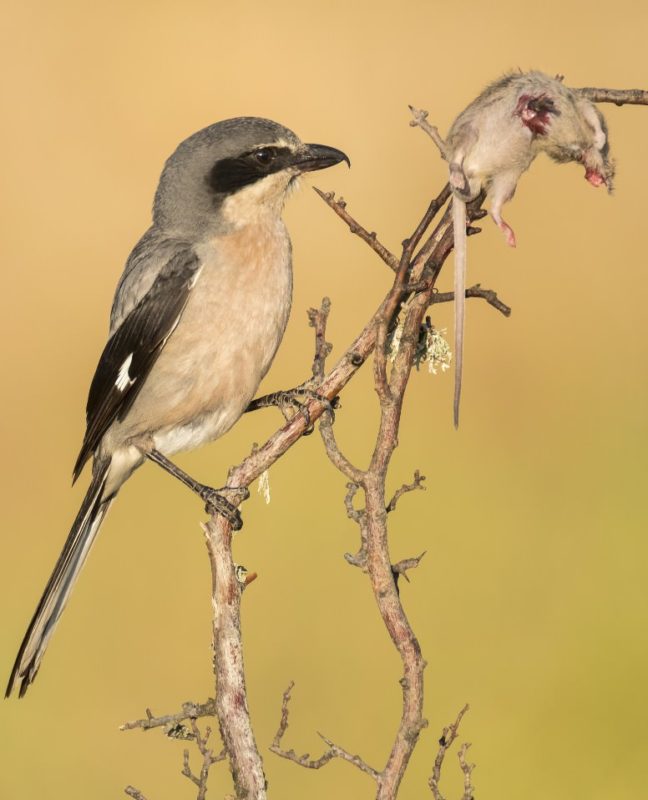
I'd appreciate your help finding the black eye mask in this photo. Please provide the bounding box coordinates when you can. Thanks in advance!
[207,146,294,194]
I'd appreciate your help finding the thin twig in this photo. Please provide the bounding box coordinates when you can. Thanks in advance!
[125,787,149,800]
[181,719,227,800]
[343,483,369,569]
[409,106,448,157]
[386,470,426,512]
[429,704,471,800]
[307,298,333,382]
[319,416,365,483]
[431,284,511,317]
[344,482,365,524]
[270,682,379,780]
[313,188,399,270]
[317,732,381,779]
[575,87,648,106]
[308,300,365,483]
[120,700,217,732]
[458,743,476,800]
[404,185,453,265]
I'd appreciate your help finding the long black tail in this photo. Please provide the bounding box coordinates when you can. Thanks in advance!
[6,461,113,697]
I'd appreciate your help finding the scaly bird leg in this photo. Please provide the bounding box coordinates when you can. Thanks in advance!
[246,385,338,432]
[147,449,247,531]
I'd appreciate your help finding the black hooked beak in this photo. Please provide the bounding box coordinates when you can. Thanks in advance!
[292,143,350,173]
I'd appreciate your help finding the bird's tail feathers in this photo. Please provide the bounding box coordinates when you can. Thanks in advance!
[6,461,113,698]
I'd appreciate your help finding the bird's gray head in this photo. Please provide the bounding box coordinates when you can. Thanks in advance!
[153,117,349,237]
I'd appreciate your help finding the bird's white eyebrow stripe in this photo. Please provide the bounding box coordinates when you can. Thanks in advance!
[115,353,135,392]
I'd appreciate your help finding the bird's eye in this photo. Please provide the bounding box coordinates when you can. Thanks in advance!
[254,148,275,165]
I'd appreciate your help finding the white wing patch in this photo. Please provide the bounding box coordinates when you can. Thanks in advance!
[115,353,135,392]
[187,264,204,290]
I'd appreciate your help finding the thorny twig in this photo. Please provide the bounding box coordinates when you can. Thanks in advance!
[391,552,426,583]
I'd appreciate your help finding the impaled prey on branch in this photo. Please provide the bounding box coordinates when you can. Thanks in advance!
[442,70,614,426]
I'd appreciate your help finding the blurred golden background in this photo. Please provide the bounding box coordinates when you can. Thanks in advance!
[1,1,647,797]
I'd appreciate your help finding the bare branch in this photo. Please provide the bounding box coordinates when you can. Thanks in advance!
[319,417,365,483]
[313,187,399,270]
[120,699,217,733]
[404,184,453,265]
[344,482,365,524]
[411,202,454,274]
[122,702,227,799]
[181,720,226,800]
[270,683,379,780]
[182,750,201,787]
[308,298,365,483]
[431,284,511,317]
[317,732,380,779]
[307,297,333,382]
[429,705,471,800]
[386,470,426,512]
[125,787,149,800]
[409,106,448,157]
[201,517,267,799]
[271,681,295,749]
[458,743,476,800]
[575,86,648,105]
[343,482,369,569]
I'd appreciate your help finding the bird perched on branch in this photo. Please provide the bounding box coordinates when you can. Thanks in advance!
[6,117,349,697]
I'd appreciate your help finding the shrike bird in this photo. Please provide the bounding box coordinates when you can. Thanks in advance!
[6,117,349,697]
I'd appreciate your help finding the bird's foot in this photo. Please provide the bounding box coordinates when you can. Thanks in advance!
[199,485,247,531]
[247,386,339,433]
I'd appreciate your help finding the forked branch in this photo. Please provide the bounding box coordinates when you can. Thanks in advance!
[429,705,474,800]
[124,85,647,799]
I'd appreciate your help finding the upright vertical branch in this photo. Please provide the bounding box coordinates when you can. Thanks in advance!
[362,204,449,798]
[272,190,481,799]
[203,514,267,798]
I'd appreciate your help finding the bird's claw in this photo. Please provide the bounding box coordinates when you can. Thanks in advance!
[199,487,244,531]
[250,387,338,428]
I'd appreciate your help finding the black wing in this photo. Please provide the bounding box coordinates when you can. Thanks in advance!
[73,248,201,481]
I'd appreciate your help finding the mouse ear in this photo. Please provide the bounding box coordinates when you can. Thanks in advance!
[516,92,558,134]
